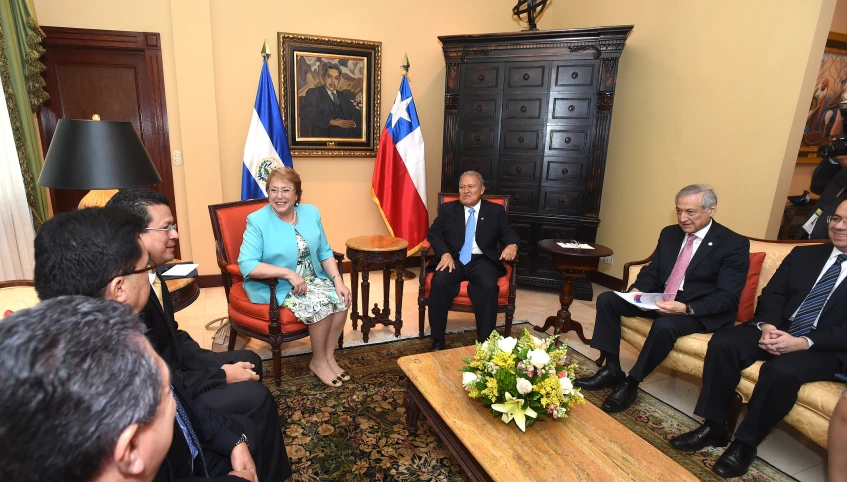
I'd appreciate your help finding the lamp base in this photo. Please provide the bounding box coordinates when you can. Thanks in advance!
[78,189,119,209]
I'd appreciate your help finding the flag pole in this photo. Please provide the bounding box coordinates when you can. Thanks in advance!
[393,53,421,281]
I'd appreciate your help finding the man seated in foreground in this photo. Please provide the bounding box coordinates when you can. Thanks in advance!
[33,207,291,482]
[575,184,749,413]
[108,188,266,416]
[0,296,175,482]
[672,199,847,478]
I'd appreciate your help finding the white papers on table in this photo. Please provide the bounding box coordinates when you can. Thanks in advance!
[162,263,199,277]
[613,291,669,311]
[556,241,594,249]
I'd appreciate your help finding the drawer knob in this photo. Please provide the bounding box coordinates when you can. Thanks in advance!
[477,74,485,81]
[472,163,479,170]
[517,136,525,143]
[515,166,522,173]
[474,135,481,142]
[568,105,575,112]
[475,104,483,112]
[558,198,566,205]
[564,137,572,144]
[520,105,527,113]
[561,168,569,175]
[571,72,579,79]
[522,73,530,80]
[513,196,521,202]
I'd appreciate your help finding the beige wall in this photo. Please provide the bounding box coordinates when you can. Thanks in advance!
[551,0,836,275]
[34,0,550,275]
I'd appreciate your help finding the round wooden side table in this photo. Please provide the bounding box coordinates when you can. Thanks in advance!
[164,259,200,312]
[345,235,409,342]
[534,240,614,350]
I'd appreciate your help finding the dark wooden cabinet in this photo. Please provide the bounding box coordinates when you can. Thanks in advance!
[439,27,632,298]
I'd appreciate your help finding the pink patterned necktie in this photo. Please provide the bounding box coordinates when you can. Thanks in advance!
[663,234,697,302]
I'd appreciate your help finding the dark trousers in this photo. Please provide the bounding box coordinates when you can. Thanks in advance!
[428,254,500,342]
[199,349,266,416]
[591,291,707,381]
[694,323,842,446]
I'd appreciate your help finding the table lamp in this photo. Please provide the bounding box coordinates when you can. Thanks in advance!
[38,116,163,208]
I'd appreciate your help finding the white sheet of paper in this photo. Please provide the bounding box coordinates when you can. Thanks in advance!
[613,291,668,311]
[162,263,199,277]
[556,241,594,250]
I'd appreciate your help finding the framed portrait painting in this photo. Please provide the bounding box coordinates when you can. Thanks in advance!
[799,31,847,164]
[278,32,381,157]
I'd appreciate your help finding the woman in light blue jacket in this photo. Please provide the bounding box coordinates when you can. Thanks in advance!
[239,167,350,387]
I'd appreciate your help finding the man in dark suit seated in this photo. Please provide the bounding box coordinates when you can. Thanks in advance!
[575,184,750,414]
[0,296,175,482]
[299,62,362,139]
[671,198,847,478]
[108,189,266,418]
[33,207,292,482]
[426,170,521,351]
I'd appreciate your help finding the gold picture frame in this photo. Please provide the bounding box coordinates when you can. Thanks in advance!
[278,32,381,157]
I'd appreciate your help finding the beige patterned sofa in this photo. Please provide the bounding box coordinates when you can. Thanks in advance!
[620,238,843,449]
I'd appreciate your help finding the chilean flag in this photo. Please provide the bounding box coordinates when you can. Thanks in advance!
[371,74,428,254]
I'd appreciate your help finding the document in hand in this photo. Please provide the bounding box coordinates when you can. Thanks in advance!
[613,291,668,311]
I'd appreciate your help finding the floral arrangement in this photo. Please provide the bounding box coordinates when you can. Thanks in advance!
[460,328,584,432]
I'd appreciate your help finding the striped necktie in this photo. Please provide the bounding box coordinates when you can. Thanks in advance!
[172,387,209,477]
[789,253,847,336]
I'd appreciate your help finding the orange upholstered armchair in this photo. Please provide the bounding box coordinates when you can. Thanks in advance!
[417,193,518,338]
[208,198,344,386]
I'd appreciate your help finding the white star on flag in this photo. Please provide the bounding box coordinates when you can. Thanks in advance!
[389,91,413,128]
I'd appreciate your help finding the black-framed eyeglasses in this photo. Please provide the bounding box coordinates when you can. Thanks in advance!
[145,224,177,233]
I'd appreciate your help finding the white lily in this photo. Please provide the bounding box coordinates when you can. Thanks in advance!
[491,392,538,432]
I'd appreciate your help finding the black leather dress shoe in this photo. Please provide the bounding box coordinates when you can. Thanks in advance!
[712,440,757,478]
[574,366,625,391]
[601,381,638,413]
[430,340,445,352]
[670,423,730,452]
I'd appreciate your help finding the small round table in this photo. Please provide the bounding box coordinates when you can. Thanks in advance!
[345,235,408,342]
[534,240,614,348]
[164,259,200,312]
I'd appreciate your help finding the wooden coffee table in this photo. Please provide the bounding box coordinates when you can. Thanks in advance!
[399,345,697,482]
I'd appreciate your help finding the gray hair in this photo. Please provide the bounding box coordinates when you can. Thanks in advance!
[0,296,162,482]
[459,170,485,186]
[676,184,717,209]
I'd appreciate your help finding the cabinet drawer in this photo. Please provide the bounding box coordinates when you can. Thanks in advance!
[503,187,537,213]
[459,96,500,122]
[456,153,495,184]
[549,96,593,123]
[510,221,533,250]
[546,127,590,155]
[459,126,498,150]
[502,128,543,153]
[503,95,547,121]
[540,188,585,215]
[461,64,503,91]
[539,224,579,242]
[505,62,548,91]
[543,158,585,184]
[498,157,540,184]
[551,62,597,91]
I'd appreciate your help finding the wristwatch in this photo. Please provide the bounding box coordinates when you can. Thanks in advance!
[685,304,694,315]
[233,433,249,450]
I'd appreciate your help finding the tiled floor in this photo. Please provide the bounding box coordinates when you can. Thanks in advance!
[176,271,828,480]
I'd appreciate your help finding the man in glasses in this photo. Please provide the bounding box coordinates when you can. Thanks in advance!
[107,189,265,417]
[33,207,291,481]
[672,199,847,478]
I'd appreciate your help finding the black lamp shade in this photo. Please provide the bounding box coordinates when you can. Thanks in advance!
[38,119,162,190]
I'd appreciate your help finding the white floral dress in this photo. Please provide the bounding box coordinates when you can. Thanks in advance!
[281,230,346,324]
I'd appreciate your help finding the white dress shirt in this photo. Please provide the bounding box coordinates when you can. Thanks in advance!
[463,200,483,255]
[671,220,713,291]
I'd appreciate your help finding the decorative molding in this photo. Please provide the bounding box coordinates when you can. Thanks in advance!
[597,92,614,112]
[590,270,623,292]
[442,39,627,57]
[600,42,626,51]
[602,58,616,78]
[568,45,601,59]
[444,93,459,111]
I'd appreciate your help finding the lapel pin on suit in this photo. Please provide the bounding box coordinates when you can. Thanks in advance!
[708,242,713,246]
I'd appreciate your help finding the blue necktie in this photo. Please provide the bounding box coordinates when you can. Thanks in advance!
[172,387,209,477]
[789,254,847,336]
[459,207,476,265]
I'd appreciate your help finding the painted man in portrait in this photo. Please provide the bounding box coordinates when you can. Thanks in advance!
[299,62,362,139]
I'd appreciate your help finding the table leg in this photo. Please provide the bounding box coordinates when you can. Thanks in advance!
[534,271,591,346]
[382,265,391,319]
[350,257,359,330]
[394,260,404,337]
[404,380,420,436]
[361,262,371,343]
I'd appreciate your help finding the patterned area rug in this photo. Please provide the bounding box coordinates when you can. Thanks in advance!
[263,326,793,482]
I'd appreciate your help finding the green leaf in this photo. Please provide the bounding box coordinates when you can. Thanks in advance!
[461,357,474,364]
[459,366,476,373]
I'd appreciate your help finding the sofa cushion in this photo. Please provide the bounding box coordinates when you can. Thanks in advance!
[737,252,766,322]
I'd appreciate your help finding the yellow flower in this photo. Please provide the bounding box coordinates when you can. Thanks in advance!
[481,377,499,400]
[492,350,516,371]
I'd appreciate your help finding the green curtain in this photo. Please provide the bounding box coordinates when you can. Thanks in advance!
[0,0,48,229]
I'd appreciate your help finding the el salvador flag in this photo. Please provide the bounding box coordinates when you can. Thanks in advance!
[242,57,292,200]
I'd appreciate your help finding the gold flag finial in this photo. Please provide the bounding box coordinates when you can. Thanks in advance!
[401,53,410,72]
[261,39,271,59]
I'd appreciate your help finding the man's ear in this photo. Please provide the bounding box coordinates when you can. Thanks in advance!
[113,424,145,476]
[103,277,127,304]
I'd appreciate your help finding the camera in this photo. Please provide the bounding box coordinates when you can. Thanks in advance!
[818,138,847,158]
